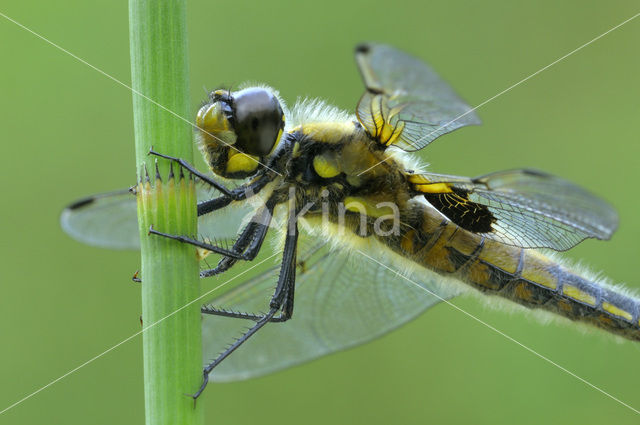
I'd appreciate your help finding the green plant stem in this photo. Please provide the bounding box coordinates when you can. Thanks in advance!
[129,1,203,424]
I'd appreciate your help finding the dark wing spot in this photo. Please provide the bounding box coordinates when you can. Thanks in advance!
[355,43,370,54]
[423,188,495,233]
[67,197,95,210]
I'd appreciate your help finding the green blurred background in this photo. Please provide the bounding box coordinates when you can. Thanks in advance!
[1,1,639,424]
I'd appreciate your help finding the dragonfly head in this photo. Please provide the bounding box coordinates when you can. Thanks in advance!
[196,87,285,179]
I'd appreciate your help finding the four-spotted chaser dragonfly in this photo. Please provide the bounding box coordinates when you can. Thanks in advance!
[61,43,637,397]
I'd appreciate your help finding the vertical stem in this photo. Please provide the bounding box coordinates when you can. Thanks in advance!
[129,1,204,424]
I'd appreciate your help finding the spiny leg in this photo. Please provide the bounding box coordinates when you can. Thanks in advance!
[149,148,272,201]
[150,195,276,269]
[147,149,277,264]
[201,219,301,321]
[200,197,277,278]
[149,149,235,197]
[191,210,299,400]
[200,308,290,323]
[148,226,245,259]
[200,233,298,322]
[197,173,271,215]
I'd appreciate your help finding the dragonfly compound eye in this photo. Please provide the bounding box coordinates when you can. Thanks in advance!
[231,87,285,157]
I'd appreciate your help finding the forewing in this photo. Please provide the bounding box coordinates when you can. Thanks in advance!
[202,229,456,382]
[355,43,480,151]
[60,189,141,250]
[60,183,256,250]
[412,169,618,250]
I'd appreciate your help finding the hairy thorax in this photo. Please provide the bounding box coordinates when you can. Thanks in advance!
[274,121,416,241]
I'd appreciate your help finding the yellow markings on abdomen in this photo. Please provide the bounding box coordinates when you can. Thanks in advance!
[477,239,520,274]
[520,251,558,290]
[387,202,640,342]
[418,222,459,273]
[602,302,633,321]
[446,226,481,256]
[562,284,597,306]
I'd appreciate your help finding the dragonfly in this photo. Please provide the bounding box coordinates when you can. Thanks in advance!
[61,43,637,398]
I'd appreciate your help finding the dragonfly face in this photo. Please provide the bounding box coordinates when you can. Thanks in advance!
[196,87,285,179]
[61,43,636,395]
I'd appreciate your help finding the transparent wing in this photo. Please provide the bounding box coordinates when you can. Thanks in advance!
[202,228,457,382]
[60,183,256,250]
[411,169,618,250]
[60,189,140,250]
[355,43,480,151]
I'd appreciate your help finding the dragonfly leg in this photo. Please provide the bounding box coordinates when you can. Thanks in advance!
[149,195,276,276]
[148,226,245,259]
[191,213,299,400]
[200,306,290,323]
[200,238,296,322]
[150,191,277,261]
[149,148,237,197]
[197,173,271,215]
[200,198,277,278]
[191,306,279,401]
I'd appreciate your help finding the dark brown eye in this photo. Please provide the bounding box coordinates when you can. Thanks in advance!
[231,88,284,157]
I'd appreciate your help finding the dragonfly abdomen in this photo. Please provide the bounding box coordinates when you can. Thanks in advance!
[399,205,640,341]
